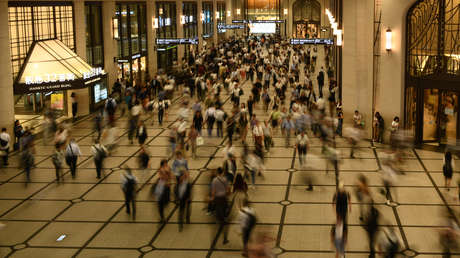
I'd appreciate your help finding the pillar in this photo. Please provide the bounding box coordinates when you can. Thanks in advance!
[70,0,90,117]
[197,0,204,49]
[102,1,117,91]
[176,0,184,63]
[146,0,157,74]
[225,0,232,39]
[213,0,218,46]
[341,0,373,138]
[0,1,15,132]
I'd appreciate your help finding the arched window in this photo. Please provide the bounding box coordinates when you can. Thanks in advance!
[293,0,321,23]
[405,0,460,144]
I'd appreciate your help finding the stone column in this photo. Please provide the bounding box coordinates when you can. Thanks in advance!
[197,0,204,49]
[225,0,232,39]
[176,0,184,64]
[213,0,218,46]
[342,0,374,138]
[146,0,157,74]
[0,1,15,132]
[70,0,90,117]
[102,1,117,89]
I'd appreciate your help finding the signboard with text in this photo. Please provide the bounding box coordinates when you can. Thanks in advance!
[156,38,199,45]
[290,38,334,45]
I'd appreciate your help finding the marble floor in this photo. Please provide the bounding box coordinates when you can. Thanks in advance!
[1,80,460,257]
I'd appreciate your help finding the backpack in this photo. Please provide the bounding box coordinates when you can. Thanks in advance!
[124,176,136,195]
[0,138,7,147]
[106,99,115,113]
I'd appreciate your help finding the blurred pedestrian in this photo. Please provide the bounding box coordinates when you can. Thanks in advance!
[65,138,81,178]
[443,151,454,191]
[0,128,11,166]
[331,216,347,258]
[178,171,192,231]
[239,199,257,257]
[136,120,148,146]
[211,167,230,245]
[121,168,137,218]
[92,139,107,179]
[333,181,351,223]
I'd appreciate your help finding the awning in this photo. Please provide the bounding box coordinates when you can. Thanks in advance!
[14,39,106,94]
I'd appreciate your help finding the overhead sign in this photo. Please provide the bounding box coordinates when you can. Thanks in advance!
[290,38,334,45]
[232,20,284,24]
[218,24,245,30]
[156,38,199,45]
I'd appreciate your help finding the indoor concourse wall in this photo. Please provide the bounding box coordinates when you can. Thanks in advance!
[377,0,416,141]
[341,0,374,137]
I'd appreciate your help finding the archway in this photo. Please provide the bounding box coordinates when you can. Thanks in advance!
[405,0,460,144]
[292,0,321,38]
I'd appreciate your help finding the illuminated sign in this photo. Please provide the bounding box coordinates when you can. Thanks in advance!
[232,20,284,24]
[132,54,141,59]
[83,67,105,80]
[25,67,104,85]
[218,24,245,30]
[290,38,334,45]
[156,38,199,45]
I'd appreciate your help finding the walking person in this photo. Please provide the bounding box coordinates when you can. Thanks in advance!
[239,199,257,257]
[155,159,172,223]
[92,140,108,179]
[65,138,81,178]
[172,151,189,199]
[186,126,199,159]
[333,181,351,224]
[0,128,11,166]
[317,67,325,98]
[356,174,372,221]
[136,120,148,146]
[215,107,226,138]
[52,147,65,182]
[365,205,380,258]
[71,92,78,122]
[443,151,455,191]
[233,173,248,209]
[177,171,192,231]
[121,167,138,218]
[331,216,347,258]
[211,167,231,245]
[204,104,216,136]
[296,131,309,167]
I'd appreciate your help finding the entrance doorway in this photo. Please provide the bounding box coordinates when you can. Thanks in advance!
[422,89,458,144]
[294,21,319,38]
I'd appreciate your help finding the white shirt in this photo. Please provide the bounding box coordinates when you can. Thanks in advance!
[215,109,225,121]
[252,125,264,137]
[66,142,82,156]
[296,134,309,146]
[131,105,143,116]
[0,132,10,149]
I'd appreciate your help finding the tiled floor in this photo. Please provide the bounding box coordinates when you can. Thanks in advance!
[2,70,460,256]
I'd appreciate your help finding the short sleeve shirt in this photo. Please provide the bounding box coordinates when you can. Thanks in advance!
[211,176,228,198]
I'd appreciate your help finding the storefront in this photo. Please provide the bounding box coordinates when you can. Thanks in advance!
[156,2,178,71]
[13,40,106,115]
[114,3,148,84]
[85,2,108,111]
[202,2,214,44]
[183,2,198,60]
[405,0,460,145]
[216,2,226,42]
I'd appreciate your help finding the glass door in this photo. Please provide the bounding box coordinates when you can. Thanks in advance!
[422,89,458,144]
[423,89,439,142]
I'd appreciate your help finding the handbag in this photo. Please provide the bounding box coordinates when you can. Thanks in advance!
[196,136,204,146]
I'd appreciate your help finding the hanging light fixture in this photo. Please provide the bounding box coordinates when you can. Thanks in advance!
[386,28,392,52]
[227,10,231,17]
[336,29,343,46]
[159,8,163,15]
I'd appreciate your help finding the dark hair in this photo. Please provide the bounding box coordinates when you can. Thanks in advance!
[234,174,246,191]
[358,174,367,185]
[160,159,168,167]
[217,167,224,175]
[1,128,6,132]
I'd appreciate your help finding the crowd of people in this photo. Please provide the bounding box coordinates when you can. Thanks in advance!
[2,34,459,257]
